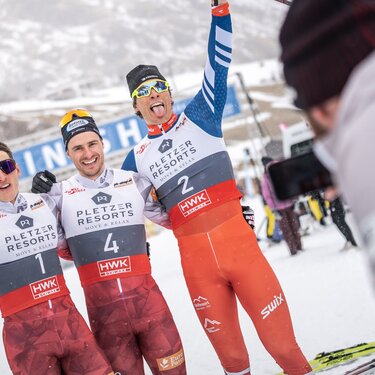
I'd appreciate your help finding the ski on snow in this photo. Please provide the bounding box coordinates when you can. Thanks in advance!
[344,358,375,375]
[277,341,375,374]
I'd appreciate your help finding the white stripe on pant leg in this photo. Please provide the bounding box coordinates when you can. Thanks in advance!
[224,367,251,375]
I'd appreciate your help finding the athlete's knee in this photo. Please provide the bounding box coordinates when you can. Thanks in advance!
[220,349,249,375]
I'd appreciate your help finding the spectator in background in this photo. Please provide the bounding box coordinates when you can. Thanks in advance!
[279,0,375,274]
[309,190,328,227]
[261,157,303,256]
[325,187,358,250]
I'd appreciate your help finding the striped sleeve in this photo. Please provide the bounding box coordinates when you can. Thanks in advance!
[185,3,232,137]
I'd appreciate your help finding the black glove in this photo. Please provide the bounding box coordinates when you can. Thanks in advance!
[31,170,56,194]
[242,205,255,230]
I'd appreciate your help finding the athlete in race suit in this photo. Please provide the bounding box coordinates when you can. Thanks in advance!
[122,1,313,374]
[0,142,113,375]
[33,110,186,375]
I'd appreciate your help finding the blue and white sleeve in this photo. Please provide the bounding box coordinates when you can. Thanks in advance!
[184,3,232,137]
[121,148,138,172]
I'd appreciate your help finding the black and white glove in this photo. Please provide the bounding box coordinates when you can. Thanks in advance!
[31,170,56,194]
[242,205,255,230]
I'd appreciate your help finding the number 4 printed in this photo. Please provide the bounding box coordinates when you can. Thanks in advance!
[104,232,119,253]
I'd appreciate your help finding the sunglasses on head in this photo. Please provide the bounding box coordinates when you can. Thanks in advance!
[131,80,170,99]
[0,159,16,175]
[60,109,92,128]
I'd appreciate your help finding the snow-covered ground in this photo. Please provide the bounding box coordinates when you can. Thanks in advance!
[2,196,375,374]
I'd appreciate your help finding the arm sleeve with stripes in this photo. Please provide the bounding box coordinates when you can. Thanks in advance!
[184,3,232,138]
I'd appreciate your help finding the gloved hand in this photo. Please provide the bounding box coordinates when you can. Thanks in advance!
[242,205,255,230]
[31,170,56,194]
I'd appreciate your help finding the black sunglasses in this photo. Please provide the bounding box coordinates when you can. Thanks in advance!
[0,159,16,175]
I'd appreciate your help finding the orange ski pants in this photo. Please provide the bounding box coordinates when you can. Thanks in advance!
[174,200,312,375]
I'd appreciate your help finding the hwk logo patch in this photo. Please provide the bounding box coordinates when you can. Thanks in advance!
[15,215,33,229]
[204,318,221,333]
[30,276,60,299]
[97,256,131,277]
[178,190,211,217]
[92,192,112,205]
[158,139,173,153]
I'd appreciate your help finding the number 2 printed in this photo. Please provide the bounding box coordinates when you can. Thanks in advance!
[178,175,194,195]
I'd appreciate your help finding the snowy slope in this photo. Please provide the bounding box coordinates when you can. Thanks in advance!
[1,196,375,374]
[0,0,287,102]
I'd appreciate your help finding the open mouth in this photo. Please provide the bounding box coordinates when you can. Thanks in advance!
[0,184,10,190]
[82,157,97,166]
[150,102,165,116]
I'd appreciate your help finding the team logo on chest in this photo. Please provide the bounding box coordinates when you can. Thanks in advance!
[92,192,112,205]
[158,139,173,153]
[15,215,33,229]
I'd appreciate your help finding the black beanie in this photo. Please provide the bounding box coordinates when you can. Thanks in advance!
[60,110,102,149]
[280,0,375,110]
[126,65,167,97]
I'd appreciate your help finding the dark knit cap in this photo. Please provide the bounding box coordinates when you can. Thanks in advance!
[280,0,375,110]
[126,65,167,97]
[60,110,102,149]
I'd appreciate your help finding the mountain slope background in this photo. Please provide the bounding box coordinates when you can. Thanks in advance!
[0,0,287,102]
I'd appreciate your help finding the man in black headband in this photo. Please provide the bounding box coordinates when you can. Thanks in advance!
[32,109,187,375]
[122,1,312,374]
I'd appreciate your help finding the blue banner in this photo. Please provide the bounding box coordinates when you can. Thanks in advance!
[15,85,241,180]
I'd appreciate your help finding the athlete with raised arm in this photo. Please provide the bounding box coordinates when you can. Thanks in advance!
[0,142,113,375]
[32,110,186,375]
[121,1,313,374]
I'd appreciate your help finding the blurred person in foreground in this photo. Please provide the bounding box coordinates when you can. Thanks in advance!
[121,0,313,374]
[261,157,303,256]
[279,0,375,277]
[32,109,186,375]
[0,142,113,375]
